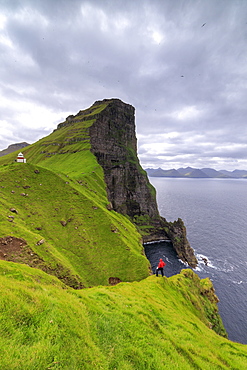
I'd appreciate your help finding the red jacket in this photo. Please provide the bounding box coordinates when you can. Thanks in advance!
[158,259,166,268]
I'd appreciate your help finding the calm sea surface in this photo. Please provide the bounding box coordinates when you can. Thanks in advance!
[145,177,247,344]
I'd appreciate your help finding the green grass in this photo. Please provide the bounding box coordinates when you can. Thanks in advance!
[0,163,149,287]
[0,264,247,369]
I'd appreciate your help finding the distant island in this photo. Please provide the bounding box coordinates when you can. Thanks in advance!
[145,166,247,179]
[0,142,30,157]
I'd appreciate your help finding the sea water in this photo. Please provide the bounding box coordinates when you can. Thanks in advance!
[144,177,247,344]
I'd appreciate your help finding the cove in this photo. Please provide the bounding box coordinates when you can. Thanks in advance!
[144,240,189,278]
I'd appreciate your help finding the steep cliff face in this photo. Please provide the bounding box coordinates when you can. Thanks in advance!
[49,98,197,267]
[89,99,159,219]
[87,99,197,268]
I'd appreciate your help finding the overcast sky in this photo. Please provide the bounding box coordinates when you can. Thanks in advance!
[0,0,246,170]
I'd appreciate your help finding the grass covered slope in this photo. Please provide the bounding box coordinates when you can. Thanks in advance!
[0,101,152,287]
[1,264,247,370]
[0,162,149,288]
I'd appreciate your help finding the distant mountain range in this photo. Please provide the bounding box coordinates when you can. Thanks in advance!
[145,167,247,179]
[0,142,30,157]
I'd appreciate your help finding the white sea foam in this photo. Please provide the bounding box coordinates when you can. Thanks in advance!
[196,254,216,269]
[164,256,171,263]
[196,255,235,273]
[143,239,170,245]
[193,265,203,272]
[233,280,243,285]
[178,259,189,267]
[218,260,235,273]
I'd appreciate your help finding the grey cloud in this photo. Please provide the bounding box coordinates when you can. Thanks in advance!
[0,0,246,170]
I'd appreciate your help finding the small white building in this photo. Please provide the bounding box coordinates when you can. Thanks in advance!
[16,152,26,163]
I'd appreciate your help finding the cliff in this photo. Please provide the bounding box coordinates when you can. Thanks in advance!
[89,99,159,219]
[61,98,198,267]
[0,98,197,279]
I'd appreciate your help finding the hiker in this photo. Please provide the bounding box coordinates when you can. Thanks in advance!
[156,258,166,277]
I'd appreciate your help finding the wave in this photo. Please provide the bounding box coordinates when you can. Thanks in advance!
[163,256,171,264]
[178,258,189,267]
[196,254,215,269]
[143,239,171,245]
[232,280,244,285]
[196,253,236,274]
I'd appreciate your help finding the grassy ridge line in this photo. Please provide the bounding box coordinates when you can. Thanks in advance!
[0,101,107,168]
[0,263,246,369]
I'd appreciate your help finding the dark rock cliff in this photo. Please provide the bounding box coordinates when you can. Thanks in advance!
[58,98,198,268]
[89,99,197,268]
[89,99,159,219]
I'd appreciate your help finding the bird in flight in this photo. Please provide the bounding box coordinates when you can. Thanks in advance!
[201,23,206,27]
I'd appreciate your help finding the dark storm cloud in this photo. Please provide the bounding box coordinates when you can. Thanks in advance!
[0,0,246,170]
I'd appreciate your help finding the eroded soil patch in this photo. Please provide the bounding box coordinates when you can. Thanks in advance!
[0,236,84,289]
[0,236,27,261]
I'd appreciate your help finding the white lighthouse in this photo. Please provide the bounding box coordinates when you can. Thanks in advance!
[16,152,26,163]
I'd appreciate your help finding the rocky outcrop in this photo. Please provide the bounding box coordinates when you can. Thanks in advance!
[163,218,198,268]
[87,99,198,268]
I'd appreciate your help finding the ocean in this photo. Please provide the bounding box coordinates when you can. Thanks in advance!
[144,177,247,344]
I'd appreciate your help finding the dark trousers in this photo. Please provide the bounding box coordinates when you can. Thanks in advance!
[156,267,164,277]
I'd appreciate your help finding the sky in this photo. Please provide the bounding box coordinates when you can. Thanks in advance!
[0,0,247,171]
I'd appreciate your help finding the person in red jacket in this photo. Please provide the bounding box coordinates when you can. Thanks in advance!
[156,258,166,277]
